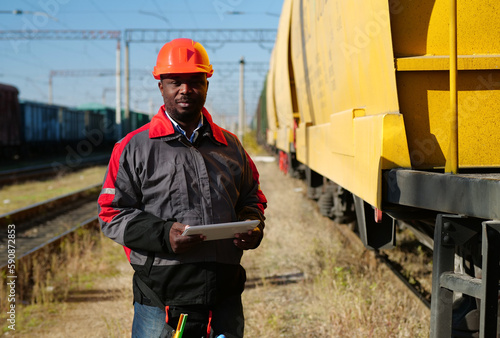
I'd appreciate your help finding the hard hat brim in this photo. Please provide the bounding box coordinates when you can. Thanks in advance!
[152,65,213,80]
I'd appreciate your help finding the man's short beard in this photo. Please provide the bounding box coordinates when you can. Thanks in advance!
[164,96,206,124]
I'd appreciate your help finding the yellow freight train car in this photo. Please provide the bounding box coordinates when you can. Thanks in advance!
[265,0,500,336]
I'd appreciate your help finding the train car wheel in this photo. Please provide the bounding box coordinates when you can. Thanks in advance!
[332,186,356,225]
[318,189,334,219]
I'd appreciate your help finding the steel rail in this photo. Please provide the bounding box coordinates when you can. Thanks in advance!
[0,216,99,270]
[0,184,101,230]
[0,155,109,186]
[375,250,432,309]
[333,221,432,311]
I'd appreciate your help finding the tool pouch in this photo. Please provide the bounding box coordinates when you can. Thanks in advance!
[133,252,215,338]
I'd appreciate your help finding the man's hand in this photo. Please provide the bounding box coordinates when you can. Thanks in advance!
[233,226,263,250]
[169,222,205,253]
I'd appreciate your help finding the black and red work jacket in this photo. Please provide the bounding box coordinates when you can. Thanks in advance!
[97,105,267,306]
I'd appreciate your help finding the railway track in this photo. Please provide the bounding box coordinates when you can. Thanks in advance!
[331,220,432,311]
[375,250,432,309]
[0,184,101,268]
[0,154,110,186]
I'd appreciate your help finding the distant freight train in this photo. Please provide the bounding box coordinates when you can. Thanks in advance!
[0,83,150,161]
[261,0,500,336]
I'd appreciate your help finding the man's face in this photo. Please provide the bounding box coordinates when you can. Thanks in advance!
[158,73,208,124]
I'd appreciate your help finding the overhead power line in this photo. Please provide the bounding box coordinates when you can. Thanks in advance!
[0,9,59,21]
[0,30,121,40]
[124,28,276,43]
[49,69,147,77]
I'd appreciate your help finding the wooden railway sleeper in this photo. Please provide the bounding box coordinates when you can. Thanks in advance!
[430,214,500,338]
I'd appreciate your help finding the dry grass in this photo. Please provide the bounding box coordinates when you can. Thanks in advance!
[0,226,125,335]
[242,160,430,337]
[0,166,107,214]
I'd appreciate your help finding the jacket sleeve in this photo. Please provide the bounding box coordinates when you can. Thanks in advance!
[97,140,175,254]
[235,150,267,232]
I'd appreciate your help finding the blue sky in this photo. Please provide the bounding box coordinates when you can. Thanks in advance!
[0,0,283,128]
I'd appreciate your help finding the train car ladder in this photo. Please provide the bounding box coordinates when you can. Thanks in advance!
[430,214,500,337]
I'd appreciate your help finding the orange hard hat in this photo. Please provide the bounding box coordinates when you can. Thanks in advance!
[152,38,214,79]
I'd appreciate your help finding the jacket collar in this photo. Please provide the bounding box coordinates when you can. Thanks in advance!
[149,105,228,146]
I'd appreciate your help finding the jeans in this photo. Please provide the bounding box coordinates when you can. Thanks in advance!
[131,295,244,338]
[132,302,169,338]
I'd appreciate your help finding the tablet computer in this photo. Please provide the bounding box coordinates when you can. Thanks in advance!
[181,220,260,241]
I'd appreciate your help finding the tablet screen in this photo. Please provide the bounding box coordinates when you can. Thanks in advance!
[181,220,260,241]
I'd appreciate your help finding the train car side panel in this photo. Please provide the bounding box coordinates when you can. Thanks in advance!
[21,101,60,143]
[273,0,295,152]
[306,113,410,207]
[289,0,410,208]
[396,70,500,169]
[0,84,21,147]
[290,0,314,127]
[265,49,278,147]
[391,0,500,169]
[390,0,500,56]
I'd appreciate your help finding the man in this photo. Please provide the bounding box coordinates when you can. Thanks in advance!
[97,38,266,338]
